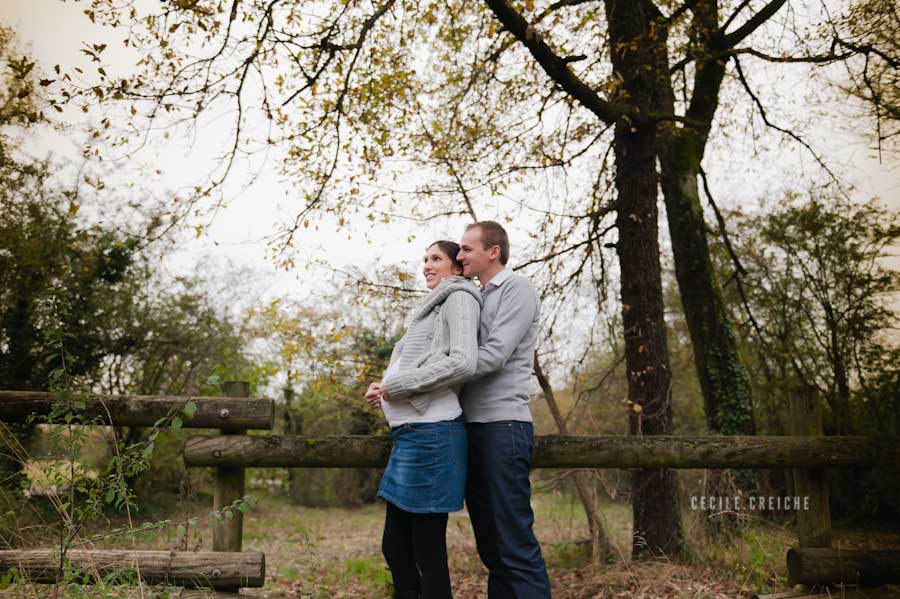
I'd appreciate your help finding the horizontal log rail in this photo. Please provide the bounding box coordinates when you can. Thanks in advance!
[787,547,900,585]
[183,434,900,469]
[0,549,265,589]
[0,391,274,430]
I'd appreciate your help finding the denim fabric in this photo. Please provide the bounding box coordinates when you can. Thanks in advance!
[466,420,551,598]
[378,415,467,513]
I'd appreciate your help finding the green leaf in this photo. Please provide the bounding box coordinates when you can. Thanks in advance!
[183,401,198,419]
[176,524,186,538]
[207,375,221,385]
[171,416,183,432]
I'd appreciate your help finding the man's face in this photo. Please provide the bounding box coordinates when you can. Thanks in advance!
[458,226,497,279]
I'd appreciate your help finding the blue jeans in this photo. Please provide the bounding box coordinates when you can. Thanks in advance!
[466,421,551,598]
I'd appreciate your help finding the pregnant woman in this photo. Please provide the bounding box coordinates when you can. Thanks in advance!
[364,240,482,599]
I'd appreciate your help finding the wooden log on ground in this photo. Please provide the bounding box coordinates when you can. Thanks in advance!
[0,391,274,430]
[182,434,898,469]
[787,548,900,586]
[0,549,264,589]
[751,591,812,599]
[755,589,900,599]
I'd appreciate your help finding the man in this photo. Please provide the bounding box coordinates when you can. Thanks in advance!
[456,220,551,598]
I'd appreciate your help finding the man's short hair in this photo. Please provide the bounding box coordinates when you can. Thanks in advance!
[466,220,510,265]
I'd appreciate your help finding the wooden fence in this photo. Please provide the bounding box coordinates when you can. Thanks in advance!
[1,384,898,594]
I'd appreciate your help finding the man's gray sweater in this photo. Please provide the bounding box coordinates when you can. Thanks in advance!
[459,270,540,423]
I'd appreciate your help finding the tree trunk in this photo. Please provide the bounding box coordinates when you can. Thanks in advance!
[533,353,613,562]
[652,4,756,439]
[829,325,851,435]
[656,131,756,439]
[605,0,683,559]
[650,5,757,527]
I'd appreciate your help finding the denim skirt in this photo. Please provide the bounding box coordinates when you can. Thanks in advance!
[377,415,467,513]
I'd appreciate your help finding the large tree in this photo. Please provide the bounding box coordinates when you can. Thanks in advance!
[57,0,897,556]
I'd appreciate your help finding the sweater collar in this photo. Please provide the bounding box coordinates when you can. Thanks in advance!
[412,275,482,320]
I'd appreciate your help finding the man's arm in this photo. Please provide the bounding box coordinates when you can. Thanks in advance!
[380,291,480,408]
[473,277,539,377]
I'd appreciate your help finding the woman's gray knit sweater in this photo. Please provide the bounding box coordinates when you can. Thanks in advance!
[381,275,482,420]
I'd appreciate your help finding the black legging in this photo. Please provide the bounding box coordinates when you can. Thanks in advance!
[381,501,452,599]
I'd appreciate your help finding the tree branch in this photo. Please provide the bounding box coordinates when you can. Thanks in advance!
[482,0,635,125]
[721,0,788,48]
[698,166,746,277]
[732,56,841,185]
[659,0,699,26]
[731,46,854,64]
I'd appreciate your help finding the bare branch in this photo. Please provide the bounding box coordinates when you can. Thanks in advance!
[698,166,746,277]
[731,46,854,64]
[732,56,843,187]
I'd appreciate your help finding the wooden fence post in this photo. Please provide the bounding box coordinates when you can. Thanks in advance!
[789,388,831,548]
[214,381,249,555]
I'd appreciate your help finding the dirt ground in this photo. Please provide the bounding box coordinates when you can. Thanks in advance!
[190,489,883,599]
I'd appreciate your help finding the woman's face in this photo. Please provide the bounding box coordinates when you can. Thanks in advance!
[423,244,463,290]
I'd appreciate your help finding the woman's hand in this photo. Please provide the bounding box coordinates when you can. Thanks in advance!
[365,382,383,409]
[377,384,392,402]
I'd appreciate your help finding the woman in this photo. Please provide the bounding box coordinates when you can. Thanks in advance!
[364,240,481,599]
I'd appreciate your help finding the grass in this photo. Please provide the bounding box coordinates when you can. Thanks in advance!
[230,488,798,598]
[6,484,900,598]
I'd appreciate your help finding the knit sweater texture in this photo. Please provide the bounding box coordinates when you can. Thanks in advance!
[380,276,482,423]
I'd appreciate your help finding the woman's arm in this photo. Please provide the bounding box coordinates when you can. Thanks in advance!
[380,291,480,409]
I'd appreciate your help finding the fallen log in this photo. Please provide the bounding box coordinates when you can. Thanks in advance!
[182,434,898,469]
[755,589,900,599]
[0,549,265,589]
[787,548,900,586]
[0,391,274,430]
[751,591,815,599]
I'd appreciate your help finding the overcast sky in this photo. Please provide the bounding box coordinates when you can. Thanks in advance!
[4,0,898,314]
